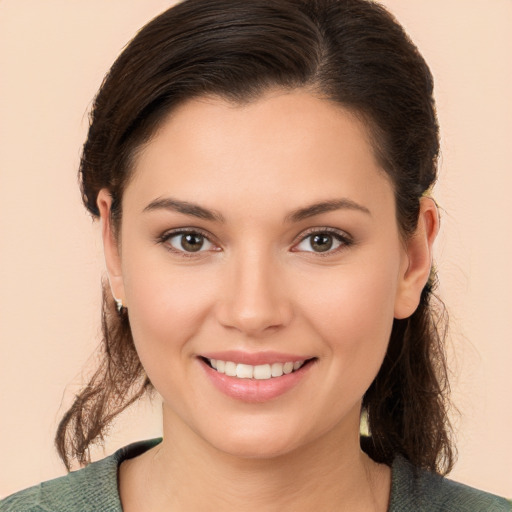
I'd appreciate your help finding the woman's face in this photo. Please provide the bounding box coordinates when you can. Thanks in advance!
[100,90,433,459]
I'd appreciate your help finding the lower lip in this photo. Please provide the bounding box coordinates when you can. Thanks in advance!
[200,359,314,403]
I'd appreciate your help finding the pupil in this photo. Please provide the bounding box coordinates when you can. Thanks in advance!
[182,233,203,252]
[312,234,332,252]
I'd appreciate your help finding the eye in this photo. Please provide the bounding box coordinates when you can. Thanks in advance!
[159,229,218,256]
[293,228,352,255]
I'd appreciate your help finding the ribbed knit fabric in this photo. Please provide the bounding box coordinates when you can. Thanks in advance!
[0,439,159,512]
[2,438,510,511]
[388,457,511,511]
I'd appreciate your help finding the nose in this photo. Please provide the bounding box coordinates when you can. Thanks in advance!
[216,249,293,337]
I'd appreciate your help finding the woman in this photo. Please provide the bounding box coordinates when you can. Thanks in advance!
[2,0,510,510]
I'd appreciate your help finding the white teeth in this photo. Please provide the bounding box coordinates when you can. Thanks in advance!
[236,364,253,379]
[271,362,284,377]
[283,362,294,374]
[207,359,306,380]
[225,361,237,377]
[253,364,271,380]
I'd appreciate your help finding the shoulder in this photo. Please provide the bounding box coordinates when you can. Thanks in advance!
[390,456,511,512]
[0,456,119,512]
[0,438,162,512]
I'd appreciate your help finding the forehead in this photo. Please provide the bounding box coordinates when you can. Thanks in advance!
[124,90,393,218]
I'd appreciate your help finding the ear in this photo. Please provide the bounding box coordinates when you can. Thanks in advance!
[394,197,439,319]
[97,188,126,306]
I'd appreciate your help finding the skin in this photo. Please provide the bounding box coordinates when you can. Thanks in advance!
[98,90,439,511]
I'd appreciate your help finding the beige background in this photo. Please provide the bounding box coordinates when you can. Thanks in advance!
[1,0,511,499]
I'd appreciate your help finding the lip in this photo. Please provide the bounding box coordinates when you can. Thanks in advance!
[198,355,316,403]
[199,350,313,366]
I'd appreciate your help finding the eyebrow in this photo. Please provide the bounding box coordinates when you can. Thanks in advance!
[284,198,371,223]
[143,197,226,222]
[143,196,371,223]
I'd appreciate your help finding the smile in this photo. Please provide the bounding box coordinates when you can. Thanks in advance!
[200,355,316,402]
[207,358,306,380]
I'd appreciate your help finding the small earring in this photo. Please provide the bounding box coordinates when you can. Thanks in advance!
[114,297,124,313]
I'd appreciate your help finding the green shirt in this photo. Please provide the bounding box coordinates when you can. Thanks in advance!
[1,438,510,511]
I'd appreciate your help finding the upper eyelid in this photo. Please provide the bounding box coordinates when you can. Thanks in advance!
[158,226,351,250]
[162,228,217,245]
[158,228,218,257]
[293,227,352,254]
[296,226,351,240]
[159,225,350,238]
[160,226,215,240]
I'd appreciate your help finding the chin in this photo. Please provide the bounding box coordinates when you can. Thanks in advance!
[215,438,301,461]
[201,422,307,461]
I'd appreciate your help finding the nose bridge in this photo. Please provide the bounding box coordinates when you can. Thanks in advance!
[217,244,292,336]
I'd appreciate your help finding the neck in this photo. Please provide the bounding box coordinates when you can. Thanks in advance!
[121,405,391,512]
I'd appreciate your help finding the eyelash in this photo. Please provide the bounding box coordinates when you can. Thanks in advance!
[293,227,354,257]
[157,228,219,259]
[157,227,353,259]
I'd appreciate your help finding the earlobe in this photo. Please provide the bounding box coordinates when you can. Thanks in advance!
[394,197,440,319]
[97,189,126,307]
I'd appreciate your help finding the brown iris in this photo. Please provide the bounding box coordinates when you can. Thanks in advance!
[310,234,334,252]
[181,233,204,252]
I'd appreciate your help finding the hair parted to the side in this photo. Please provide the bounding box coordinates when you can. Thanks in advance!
[56,0,455,473]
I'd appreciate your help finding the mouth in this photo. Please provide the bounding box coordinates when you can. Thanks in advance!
[200,356,316,380]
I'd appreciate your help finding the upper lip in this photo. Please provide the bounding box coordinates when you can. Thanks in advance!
[199,350,314,366]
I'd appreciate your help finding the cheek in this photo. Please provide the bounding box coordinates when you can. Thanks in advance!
[299,255,399,336]
[122,255,217,357]
[297,256,400,380]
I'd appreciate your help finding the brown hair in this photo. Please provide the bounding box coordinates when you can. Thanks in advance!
[56,0,455,473]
